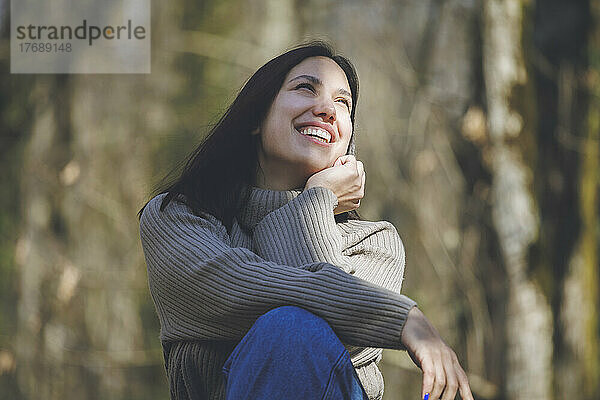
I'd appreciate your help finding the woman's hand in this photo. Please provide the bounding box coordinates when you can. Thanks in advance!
[304,155,365,215]
[401,307,474,400]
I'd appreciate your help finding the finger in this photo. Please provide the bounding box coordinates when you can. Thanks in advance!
[360,169,366,196]
[333,157,343,167]
[458,379,474,400]
[458,373,474,400]
[440,352,458,400]
[453,357,474,400]
[338,154,356,167]
[420,356,435,400]
[431,352,446,400]
[356,161,365,188]
[338,154,356,165]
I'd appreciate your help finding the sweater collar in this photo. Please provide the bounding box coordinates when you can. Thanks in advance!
[237,186,302,231]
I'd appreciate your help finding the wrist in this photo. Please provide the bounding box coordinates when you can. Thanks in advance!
[301,185,338,210]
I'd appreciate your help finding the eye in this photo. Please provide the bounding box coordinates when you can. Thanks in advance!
[336,97,351,110]
[293,82,316,93]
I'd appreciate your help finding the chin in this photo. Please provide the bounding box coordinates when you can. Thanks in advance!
[292,155,335,181]
[303,162,330,175]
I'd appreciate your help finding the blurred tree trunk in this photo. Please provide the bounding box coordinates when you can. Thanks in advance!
[482,1,553,399]
[554,1,600,399]
[576,9,600,390]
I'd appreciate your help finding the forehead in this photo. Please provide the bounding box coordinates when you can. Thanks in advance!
[285,56,351,92]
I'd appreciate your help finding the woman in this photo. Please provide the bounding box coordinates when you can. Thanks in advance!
[139,42,473,400]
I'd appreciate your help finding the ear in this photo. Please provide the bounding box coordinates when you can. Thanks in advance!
[251,127,260,136]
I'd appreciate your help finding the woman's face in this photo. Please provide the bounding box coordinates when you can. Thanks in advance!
[255,56,354,190]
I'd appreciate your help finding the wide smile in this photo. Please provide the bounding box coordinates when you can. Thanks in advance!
[294,122,337,146]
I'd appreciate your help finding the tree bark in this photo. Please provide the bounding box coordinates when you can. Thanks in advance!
[558,2,600,397]
[482,1,553,399]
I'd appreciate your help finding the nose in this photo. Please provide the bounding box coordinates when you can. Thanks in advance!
[312,97,336,123]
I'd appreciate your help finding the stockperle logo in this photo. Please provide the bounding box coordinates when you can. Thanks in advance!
[11,0,150,74]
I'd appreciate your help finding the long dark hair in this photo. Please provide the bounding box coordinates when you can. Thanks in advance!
[140,41,360,231]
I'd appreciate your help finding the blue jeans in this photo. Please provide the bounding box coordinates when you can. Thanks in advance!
[222,306,369,400]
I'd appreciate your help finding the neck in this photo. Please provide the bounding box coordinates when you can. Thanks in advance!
[254,174,305,191]
[237,186,303,231]
[255,158,308,191]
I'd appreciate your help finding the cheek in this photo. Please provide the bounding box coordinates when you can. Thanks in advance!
[261,130,284,156]
[277,93,308,114]
[339,121,353,150]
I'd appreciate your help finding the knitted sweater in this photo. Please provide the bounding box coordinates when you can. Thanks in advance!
[139,186,417,400]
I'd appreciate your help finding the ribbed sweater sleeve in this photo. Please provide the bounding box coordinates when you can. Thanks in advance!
[139,194,415,350]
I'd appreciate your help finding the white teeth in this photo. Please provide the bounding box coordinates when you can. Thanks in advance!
[298,127,331,143]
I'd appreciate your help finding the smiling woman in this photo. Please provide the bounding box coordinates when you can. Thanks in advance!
[138,42,473,400]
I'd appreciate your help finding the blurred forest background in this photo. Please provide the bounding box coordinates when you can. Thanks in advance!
[0,0,599,399]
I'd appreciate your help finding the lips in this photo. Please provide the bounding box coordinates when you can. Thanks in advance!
[294,121,337,144]
[298,126,331,143]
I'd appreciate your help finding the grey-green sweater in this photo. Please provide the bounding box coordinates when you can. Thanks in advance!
[139,186,417,399]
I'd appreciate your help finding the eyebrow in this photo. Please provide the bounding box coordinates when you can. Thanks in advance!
[288,74,353,100]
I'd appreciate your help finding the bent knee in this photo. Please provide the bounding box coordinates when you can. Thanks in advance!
[253,306,342,350]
